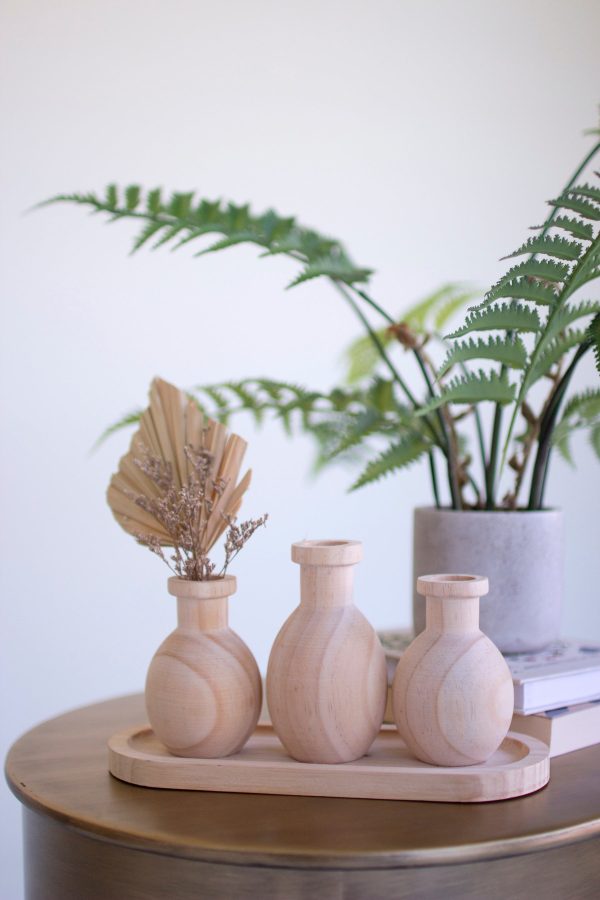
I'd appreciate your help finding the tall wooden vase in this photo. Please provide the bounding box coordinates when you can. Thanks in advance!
[392,574,514,766]
[145,576,262,758]
[266,540,387,764]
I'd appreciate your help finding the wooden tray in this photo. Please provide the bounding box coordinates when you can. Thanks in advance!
[108,724,550,803]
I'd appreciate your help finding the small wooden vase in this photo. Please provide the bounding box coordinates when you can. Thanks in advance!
[266,540,387,764]
[392,574,514,766]
[145,576,262,758]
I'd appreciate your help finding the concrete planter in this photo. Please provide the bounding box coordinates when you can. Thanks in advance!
[412,507,564,653]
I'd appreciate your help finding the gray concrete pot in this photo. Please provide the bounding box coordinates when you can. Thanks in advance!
[412,507,564,653]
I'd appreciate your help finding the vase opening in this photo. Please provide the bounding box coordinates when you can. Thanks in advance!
[292,539,362,567]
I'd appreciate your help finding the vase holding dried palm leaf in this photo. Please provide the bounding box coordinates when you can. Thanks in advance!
[107,377,266,758]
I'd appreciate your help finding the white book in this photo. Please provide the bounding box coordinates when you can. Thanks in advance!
[379,632,600,715]
[511,701,600,757]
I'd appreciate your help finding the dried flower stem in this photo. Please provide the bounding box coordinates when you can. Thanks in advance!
[128,441,267,580]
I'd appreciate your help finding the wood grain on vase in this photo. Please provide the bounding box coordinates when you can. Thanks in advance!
[392,574,514,766]
[145,575,261,758]
[266,540,387,764]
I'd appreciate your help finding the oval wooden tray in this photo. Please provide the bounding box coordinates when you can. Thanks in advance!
[108,724,550,803]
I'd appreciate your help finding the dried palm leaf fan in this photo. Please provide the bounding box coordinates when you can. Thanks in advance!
[107,377,251,552]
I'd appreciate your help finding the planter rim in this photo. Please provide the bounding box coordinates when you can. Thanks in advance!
[167,575,237,600]
[414,506,562,517]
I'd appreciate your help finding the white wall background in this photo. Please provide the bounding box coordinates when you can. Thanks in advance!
[1,0,600,895]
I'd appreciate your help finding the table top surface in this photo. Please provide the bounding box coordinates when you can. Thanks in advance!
[5,694,600,870]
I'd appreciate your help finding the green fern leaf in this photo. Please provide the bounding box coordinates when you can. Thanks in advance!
[168,192,195,218]
[196,233,259,255]
[484,259,572,305]
[433,290,481,330]
[529,329,588,383]
[589,313,600,375]
[548,194,600,221]
[350,435,429,490]
[590,425,600,460]
[502,235,584,262]
[553,421,574,465]
[483,278,558,307]
[447,303,541,338]
[542,215,594,242]
[545,301,600,342]
[43,186,372,288]
[417,370,515,415]
[401,284,463,329]
[438,335,527,377]
[552,388,600,466]
[561,388,600,423]
[566,183,600,204]
[124,185,141,211]
[92,408,142,450]
[288,254,373,288]
[146,188,162,214]
[344,329,392,383]
[130,221,166,253]
[105,184,118,209]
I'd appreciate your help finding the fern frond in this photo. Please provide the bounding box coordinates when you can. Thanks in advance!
[124,185,141,211]
[400,284,478,331]
[288,253,372,288]
[502,234,584,262]
[566,183,600,204]
[447,303,541,338]
[43,187,372,289]
[438,335,527,377]
[529,329,588,383]
[545,300,600,342]
[591,425,600,460]
[589,313,600,375]
[478,278,558,307]
[544,215,594,242]
[552,388,600,465]
[547,194,600,221]
[561,388,600,422]
[434,290,480,330]
[417,370,515,415]
[344,329,392,384]
[350,435,430,490]
[92,408,143,450]
[483,259,572,306]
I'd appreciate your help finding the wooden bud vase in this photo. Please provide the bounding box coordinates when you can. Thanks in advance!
[392,574,514,766]
[145,576,262,758]
[266,540,387,764]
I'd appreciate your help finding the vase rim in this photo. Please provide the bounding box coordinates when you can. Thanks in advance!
[414,505,562,516]
[167,574,236,600]
[292,539,362,567]
[417,573,489,598]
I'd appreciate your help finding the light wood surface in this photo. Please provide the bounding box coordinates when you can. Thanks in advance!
[108,721,549,802]
[266,540,387,763]
[6,694,600,900]
[393,574,514,766]
[145,576,261,757]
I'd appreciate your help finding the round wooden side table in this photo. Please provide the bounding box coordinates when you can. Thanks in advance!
[5,694,600,900]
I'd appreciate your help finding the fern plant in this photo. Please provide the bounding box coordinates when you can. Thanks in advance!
[44,128,600,510]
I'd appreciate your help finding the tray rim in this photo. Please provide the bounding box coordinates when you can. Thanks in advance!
[108,722,550,804]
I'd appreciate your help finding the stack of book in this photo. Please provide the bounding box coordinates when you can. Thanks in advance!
[378,631,600,758]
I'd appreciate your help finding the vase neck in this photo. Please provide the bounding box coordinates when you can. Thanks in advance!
[426,595,480,633]
[177,596,228,631]
[300,564,355,608]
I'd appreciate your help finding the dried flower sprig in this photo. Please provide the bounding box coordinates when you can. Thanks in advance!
[128,443,267,580]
